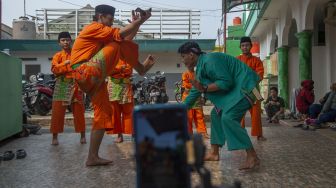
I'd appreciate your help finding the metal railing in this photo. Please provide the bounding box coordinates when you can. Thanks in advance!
[35,8,201,39]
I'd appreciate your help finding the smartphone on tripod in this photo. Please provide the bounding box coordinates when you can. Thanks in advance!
[133,104,191,188]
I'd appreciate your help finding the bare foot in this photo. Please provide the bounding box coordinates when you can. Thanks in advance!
[239,157,260,170]
[51,139,59,145]
[201,133,210,139]
[80,137,87,144]
[114,135,123,143]
[257,136,267,141]
[204,153,219,161]
[86,157,113,167]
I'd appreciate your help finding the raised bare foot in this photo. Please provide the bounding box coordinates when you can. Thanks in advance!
[257,136,267,141]
[114,136,123,143]
[239,157,260,170]
[51,139,59,145]
[204,153,219,161]
[86,157,113,167]
[80,137,87,144]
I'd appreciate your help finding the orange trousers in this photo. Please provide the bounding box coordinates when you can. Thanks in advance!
[73,43,122,131]
[241,101,263,137]
[90,83,115,131]
[107,101,134,135]
[187,108,207,134]
[50,101,85,133]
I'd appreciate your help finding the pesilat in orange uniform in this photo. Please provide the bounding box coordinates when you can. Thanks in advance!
[182,70,208,135]
[70,22,139,131]
[50,50,86,135]
[106,59,134,137]
[237,54,264,137]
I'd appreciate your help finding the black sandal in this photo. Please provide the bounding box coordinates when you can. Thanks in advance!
[330,124,336,131]
[3,151,15,161]
[16,149,27,159]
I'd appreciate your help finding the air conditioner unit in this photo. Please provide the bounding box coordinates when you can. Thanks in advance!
[324,1,336,26]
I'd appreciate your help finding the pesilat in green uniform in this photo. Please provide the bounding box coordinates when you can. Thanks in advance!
[184,52,260,150]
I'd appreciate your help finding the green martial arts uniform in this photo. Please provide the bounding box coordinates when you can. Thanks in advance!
[184,52,260,150]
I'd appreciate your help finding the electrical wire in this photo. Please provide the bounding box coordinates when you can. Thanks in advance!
[57,0,84,7]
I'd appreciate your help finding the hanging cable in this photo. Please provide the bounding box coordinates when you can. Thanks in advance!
[57,0,84,8]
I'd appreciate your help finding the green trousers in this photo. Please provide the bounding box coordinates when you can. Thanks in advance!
[210,97,253,150]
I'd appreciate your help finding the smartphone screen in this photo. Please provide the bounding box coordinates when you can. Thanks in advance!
[134,104,190,188]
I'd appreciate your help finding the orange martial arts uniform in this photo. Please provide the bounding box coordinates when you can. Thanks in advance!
[50,50,85,133]
[107,60,134,135]
[237,54,264,137]
[182,70,208,134]
[70,22,138,131]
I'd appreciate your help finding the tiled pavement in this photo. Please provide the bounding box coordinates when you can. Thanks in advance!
[1,117,336,188]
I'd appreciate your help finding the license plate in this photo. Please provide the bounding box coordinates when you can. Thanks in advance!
[137,87,142,91]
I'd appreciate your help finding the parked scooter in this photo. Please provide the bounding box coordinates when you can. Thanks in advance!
[147,71,169,104]
[133,78,147,105]
[22,74,54,116]
[174,80,183,103]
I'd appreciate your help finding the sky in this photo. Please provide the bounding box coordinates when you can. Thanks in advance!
[2,0,241,41]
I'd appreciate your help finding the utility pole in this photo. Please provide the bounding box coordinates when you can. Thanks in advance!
[24,0,26,17]
[222,0,227,53]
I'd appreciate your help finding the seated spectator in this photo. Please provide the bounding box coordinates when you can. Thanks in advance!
[264,87,285,123]
[310,83,336,128]
[296,80,315,118]
[308,83,335,119]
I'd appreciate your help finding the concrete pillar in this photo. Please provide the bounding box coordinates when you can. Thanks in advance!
[277,46,289,107]
[295,30,313,82]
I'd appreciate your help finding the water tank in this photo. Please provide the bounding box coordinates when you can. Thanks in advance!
[251,42,260,54]
[233,17,242,26]
[12,17,36,39]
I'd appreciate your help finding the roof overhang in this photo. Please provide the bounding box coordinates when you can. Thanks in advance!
[244,0,288,38]
[0,39,216,53]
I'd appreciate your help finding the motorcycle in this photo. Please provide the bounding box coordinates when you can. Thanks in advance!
[147,71,169,104]
[22,74,54,116]
[174,80,183,103]
[132,71,168,105]
[133,79,147,105]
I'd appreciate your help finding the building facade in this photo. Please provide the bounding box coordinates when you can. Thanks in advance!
[244,0,336,107]
[0,39,215,100]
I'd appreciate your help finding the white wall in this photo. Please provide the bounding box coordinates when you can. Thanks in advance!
[139,52,186,74]
[259,34,268,60]
[288,46,328,103]
[12,51,55,75]
[326,25,336,85]
[312,46,327,100]
[12,51,185,76]
[288,47,300,102]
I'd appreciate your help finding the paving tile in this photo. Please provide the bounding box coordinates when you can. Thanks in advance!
[0,117,335,188]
